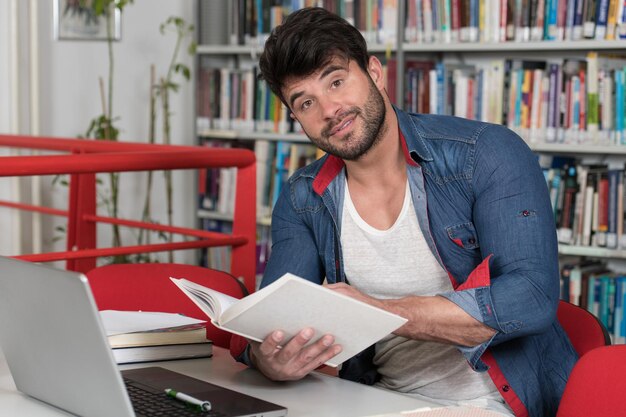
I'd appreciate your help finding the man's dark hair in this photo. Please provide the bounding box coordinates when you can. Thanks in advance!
[259,7,370,107]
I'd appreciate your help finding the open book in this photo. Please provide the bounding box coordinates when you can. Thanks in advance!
[170,273,407,367]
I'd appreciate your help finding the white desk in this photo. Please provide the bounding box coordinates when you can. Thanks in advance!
[0,347,436,417]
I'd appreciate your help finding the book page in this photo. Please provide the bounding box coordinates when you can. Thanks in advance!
[169,278,240,321]
[217,273,407,367]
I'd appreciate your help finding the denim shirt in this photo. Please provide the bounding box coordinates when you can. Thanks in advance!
[233,107,577,417]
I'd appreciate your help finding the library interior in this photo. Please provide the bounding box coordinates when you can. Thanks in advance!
[1,1,626,416]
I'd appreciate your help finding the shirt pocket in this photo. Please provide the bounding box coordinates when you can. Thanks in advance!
[446,222,480,250]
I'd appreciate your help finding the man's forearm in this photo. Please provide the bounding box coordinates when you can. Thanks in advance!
[381,295,496,347]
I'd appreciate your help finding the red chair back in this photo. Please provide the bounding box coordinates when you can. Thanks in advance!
[86,263,248,348]
[557,345,626,417]
[557,300,611,357]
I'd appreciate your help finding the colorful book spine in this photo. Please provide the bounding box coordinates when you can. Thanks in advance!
[615,67,626,145]
[620,0,626,38]
[606,0,621,38]
[587,52,600,142]
[573,0,586,38]
[546,0,559,38]
[595,0,611,38]
[607,168,622,248]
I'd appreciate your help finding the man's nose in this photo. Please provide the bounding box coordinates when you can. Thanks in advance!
[319,95,342,120]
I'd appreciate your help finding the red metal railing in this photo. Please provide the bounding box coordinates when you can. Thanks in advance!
[0,135,257,293]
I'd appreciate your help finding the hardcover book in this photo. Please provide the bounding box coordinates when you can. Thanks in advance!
[170,273,407,367]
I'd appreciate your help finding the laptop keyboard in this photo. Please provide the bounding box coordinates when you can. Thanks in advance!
[124,378,226,417]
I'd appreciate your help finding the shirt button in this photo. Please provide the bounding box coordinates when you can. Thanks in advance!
[468,238,476,244]
[502,385,510,392]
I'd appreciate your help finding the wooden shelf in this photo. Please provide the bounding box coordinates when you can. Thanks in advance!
[529,143,626,156]
[559,245,626,259]
[197,131,626,155]
[197,42,393,56]
[198,40,626,55]
[403,40,626,53]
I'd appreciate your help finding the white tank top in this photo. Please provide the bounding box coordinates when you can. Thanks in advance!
[340,179,499,402]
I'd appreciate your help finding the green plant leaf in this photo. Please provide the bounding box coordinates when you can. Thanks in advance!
[174,64,191,80]
[187,41,197,55]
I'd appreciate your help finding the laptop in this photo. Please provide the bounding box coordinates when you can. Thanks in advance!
[0,257,287,417]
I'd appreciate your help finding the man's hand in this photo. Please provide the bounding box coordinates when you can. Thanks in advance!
[249,328,342,381]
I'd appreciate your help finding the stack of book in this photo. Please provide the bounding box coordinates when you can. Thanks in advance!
[100,311,213,364]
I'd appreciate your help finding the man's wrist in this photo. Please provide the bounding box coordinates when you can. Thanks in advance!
[247,344,258,369]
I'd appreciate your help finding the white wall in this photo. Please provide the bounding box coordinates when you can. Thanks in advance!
[0,2,12,132]
[8,0,197,263]
[0,0,20,256]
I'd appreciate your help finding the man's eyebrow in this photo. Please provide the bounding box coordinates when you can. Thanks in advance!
[319,64,346,80]
[288,64,348,109]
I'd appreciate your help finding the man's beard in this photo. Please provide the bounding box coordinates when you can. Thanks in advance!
[305,78,387,161]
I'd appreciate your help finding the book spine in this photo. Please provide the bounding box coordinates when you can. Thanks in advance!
[619,0,626,38]
[547,0,559,38]
[615,70,626,145]
[565,0,578,39]
[406,0,418,42]
[423,0,435,42]
[573,0,585,38]
[583,0,598,38]
[453,0,463,41]
[587,52,600,142]
[607,168,621,248]
[606,0,621,38]
[546,63,559,142]
[557,0,569,39]
[595,0,611,38]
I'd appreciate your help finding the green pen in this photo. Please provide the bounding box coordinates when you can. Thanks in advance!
[165,388,212,412]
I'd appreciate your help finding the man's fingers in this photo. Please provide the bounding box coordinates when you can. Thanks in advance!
[296,341,343,378]
[252,329,343,381]
[276,327,314,362]
[291,334,337,368]
[257,330,284,357]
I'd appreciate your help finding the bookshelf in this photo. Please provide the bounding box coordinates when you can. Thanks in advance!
[195,1,626,262]
[195,0,626,342]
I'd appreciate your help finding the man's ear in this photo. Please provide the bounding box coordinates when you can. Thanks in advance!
[367,56,385,89]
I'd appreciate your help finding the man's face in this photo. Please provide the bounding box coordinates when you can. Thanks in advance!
[283,57,386,161]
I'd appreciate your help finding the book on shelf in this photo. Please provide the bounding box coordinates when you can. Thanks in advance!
[401,0,626,42]
[540,154,626,251]
[212,0,398,47]
[170,273,407,367]
[558,260,626,344]
[197,50,626,147]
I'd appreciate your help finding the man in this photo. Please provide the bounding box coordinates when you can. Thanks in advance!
[231,7,577,417]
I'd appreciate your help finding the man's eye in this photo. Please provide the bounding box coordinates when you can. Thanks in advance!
[331,79,343,88]
[301,100,312,111]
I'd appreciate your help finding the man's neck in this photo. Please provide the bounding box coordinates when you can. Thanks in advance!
[343,107,408,230]
[344,106,405,188]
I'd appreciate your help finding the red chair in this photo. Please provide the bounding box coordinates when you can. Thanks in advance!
[556,345,626,417]
[86,263,248,348]
[557,300,611,357]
